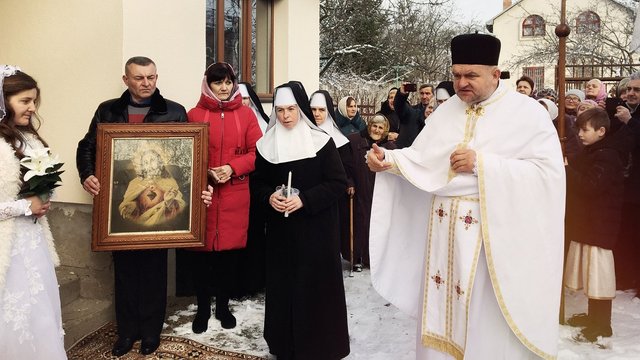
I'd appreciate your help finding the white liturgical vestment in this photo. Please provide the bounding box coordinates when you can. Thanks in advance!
[369,80,565,359]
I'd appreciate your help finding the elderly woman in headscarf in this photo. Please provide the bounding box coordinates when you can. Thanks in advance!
[345,113,396,270]
[250,82,350,360]
[539,98,582,159]
[335,95,366,136]
[186,63,263,333]
[585,78,607,103]
[577,99,599,117]
[310,90,354,263]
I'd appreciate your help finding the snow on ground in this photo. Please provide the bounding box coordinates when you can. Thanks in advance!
[163,268,640,359]
[560,288,640,359]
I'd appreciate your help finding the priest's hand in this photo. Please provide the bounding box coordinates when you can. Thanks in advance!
[367,144,393,172]
[450,148,476,173]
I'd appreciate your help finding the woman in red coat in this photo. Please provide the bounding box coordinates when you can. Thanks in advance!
[187,63,262,333]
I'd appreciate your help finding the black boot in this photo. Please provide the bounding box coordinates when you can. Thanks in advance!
[577,299,612,342]
[215,295,236,329]
[566,312,590,327]
[192,294,211,334]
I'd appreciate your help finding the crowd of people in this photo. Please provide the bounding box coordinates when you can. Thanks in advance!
[3,31,640,360]
[518,70,640,343]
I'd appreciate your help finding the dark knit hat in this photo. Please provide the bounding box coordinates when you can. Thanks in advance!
[535,88,558,102]
[451,33,501,66]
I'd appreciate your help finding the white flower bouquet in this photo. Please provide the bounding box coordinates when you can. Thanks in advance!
[18,147,64,202]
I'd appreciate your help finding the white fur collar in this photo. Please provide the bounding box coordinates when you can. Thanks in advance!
[0,138,59,294]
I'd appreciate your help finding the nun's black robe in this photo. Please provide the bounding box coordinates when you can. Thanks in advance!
[250,139,350,360]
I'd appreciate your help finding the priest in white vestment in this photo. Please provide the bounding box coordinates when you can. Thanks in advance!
[367,33,565,360]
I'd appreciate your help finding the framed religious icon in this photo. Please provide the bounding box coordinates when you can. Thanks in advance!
[91,123,209,251]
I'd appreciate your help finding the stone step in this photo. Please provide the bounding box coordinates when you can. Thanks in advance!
[56,266,80,308]
[62,297,114,350]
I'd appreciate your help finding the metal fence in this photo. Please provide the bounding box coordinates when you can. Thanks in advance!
[557,63,640,95]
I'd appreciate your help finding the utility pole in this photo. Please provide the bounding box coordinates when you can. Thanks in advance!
[556,0,570,155]
[556,0,570,325]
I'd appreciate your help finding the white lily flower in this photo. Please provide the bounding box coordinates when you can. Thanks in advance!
[20,148,60,181]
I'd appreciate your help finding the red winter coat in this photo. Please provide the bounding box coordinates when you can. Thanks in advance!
[188,93,262,251]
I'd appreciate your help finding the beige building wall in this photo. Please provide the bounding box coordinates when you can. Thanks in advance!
[122,0,205,114]
[0,0,206,204]
[0,0,124,204]
[273,0,320,93]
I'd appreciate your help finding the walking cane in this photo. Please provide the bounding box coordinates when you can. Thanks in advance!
[349,193,355,277]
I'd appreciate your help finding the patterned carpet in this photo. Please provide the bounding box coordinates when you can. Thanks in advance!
[66,322,268,360]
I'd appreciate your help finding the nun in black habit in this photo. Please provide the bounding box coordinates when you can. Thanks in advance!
[234,82,269,296]
[250,83,350,360]
[310,90,355,267]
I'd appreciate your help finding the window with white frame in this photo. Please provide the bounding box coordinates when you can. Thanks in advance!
[575,11,600,34]
[522,15,545,37]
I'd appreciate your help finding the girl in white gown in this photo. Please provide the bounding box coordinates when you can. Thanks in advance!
[0,65,66,359]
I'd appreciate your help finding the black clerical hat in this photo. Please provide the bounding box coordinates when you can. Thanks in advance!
[451,33,501,66]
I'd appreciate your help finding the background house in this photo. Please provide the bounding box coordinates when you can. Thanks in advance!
[0,0,320,348]
[488,0,638,93]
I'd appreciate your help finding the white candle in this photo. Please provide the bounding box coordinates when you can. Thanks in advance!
[285,171,292,217]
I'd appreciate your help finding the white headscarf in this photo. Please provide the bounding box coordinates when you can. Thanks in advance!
[256,86,330,164]
[238,83,250,98]
[538,98,558,121]
[238,83,267,134]
[436,88,451,101]
[310,93,349,148]
[337,96,357,119]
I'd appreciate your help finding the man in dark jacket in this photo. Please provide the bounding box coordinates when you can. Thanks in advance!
[394,82,426,148]
[76,56,187,356]
[611,72,640,293]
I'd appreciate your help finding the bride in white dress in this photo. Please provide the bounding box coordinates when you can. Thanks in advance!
[0,66,66,359]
